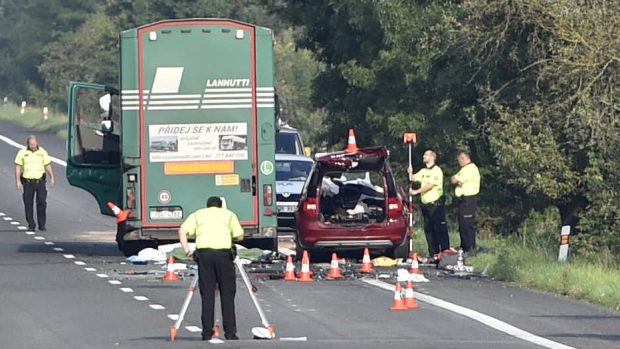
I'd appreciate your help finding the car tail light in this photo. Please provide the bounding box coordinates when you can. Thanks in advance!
[263,184,273,206]
[388,197,403,219]
[303,197,318,218]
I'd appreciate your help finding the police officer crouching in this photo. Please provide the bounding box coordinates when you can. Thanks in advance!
[178,196,244,341]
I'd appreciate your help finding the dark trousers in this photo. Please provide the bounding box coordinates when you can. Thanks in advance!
[22,178,47,230]
[458,196,477,252]
[196,249,237,339]
[421,201,450,256]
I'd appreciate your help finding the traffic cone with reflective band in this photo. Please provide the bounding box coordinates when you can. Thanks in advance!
[410,252,421,274]
[298,250,313,282]
[170,326,177,341]
[284,255,296,281]
[163,256,179,281]
[404,280,418,309]
[107,202,129,223]
[327,253,343,279]
[345,129,358,153]
[390,282,407,310]
[360,248,374,273]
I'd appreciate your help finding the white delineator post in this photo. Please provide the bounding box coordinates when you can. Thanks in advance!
[21,100,26,114]
[43,107,49,120]
[558,225,571,262]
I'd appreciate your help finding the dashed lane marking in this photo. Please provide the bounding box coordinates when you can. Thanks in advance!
[168,314,179,321]
[0,213,5,216]
[84,267,97,272]
[34,236,45,240]
[361,279,576,349]
[74,261,86,266]
[63,254,75,259]
[44,241,54,245]
[185,326,202,333]
[134,296,149,301]
[26,231,35,235]
[149,304,165,310]
[53,248,64,252]
[120,288,134,293]
[10,221,19,225]
[96,274,109,278]
[108,280,122,285]
[17,226,27,230]
[3,217,12,221]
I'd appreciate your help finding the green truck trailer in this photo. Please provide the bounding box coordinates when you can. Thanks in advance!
[66,19,278,256]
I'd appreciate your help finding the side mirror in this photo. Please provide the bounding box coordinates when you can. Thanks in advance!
[101,120,113,133]
[99,94,111,119]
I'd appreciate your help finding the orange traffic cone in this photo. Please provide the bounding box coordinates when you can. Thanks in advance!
[345,129,358,153]
[163,256,179,281]
[404,280,418,309]
[298,250,313,282]
[360,247,374,273]
[107,202,129,223]
[284,255,296,281]
[170,326,177,341]
[390,282,408,310]
[410,252,421,274]
[327,253,343,279]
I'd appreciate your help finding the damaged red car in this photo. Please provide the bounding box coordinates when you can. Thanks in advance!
[295,147,411,260]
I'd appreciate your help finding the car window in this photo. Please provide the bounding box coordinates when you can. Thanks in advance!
[276,132,300,155]
[276,160,312,181]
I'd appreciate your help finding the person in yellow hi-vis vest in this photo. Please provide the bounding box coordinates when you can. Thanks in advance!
[408,150,450,261]
[451,150,481,254]
[178,196,244,341]
[14,135,55,231]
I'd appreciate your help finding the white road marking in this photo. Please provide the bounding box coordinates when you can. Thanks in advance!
[17,226,27,230]
[361,279,576,349]
[120,288,134,293]
[74,261,86,266]
[34,236,45,240]
[96,274,109,278]
[53,247,64,252]
[168,314,179,321]
[10,221,19,225]
[3,217,12,221]
[134,296,149,301]
[108,280,121,285]
[44,241,54,245]
[26,231,35,235]
[0,213,5,216]
[84,267,97,272]
[0,134,67,167]
[63,254,75,259]
[185,326,202,333]
[149,304,165,310]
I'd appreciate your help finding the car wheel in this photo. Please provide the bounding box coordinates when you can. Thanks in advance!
[388,236,411,260]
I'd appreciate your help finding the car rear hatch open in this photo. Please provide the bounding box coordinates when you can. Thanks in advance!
[314,147,394,227]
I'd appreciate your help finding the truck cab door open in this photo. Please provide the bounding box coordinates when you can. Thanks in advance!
[66,82,122,216]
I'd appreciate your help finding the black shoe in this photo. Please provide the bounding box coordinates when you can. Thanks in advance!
[225,334,239,340]
[39,227,47,231]
[202,336,212,341]
[28,226,36,231]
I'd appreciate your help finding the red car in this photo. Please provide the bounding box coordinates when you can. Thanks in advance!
[295,147,411,260]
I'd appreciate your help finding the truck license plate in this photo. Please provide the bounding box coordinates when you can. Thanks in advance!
[150,209,183,220]
[278,205,297,213]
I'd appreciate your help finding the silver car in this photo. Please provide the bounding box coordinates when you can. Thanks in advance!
[275,154,314,232]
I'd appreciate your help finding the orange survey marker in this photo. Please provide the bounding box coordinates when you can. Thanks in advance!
[163,256,179,281]
[327,253,343,279]
[404,280,418,309]
[298,250,313,282]
[345,129,359,153]
[390,282,408,311]
[360,248,374,273]
[107,202,129,223]
[284,255,296,281]
[410,252,421,274]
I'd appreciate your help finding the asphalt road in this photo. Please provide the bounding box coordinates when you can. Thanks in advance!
[1,120,619,349]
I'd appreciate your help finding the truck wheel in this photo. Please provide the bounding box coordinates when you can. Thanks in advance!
[388,236,411,260]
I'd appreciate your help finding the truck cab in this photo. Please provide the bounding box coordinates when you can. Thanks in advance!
[66,19,279,255]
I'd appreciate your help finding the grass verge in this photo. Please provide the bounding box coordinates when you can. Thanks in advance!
[0,104,67,139]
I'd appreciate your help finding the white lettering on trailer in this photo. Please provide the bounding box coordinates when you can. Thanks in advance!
[205,78,250,88]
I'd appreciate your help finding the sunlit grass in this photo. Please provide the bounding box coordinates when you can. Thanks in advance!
[0,104,67,139]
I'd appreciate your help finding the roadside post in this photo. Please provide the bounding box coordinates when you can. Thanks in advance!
[403,132,417,252]
[558,225,571,262]
[21,100,26,114]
